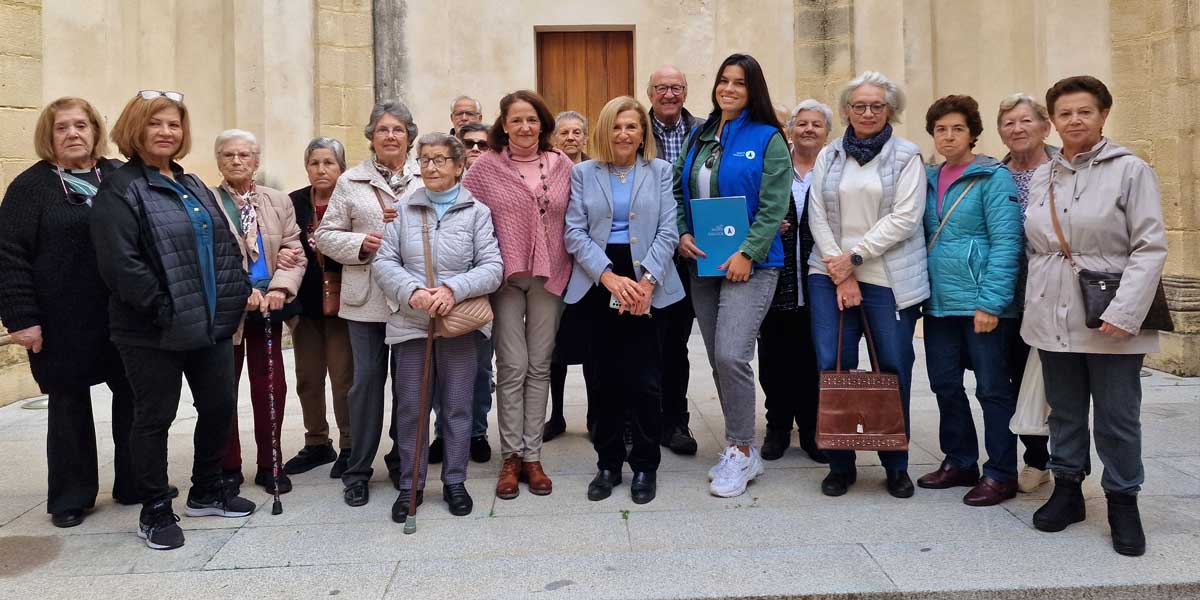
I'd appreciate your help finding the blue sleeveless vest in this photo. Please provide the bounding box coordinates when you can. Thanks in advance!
[681,110,785,268]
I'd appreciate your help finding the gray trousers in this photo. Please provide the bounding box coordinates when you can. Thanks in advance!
[492,275,563,461]
[392,333,479,491]
[432,334,494,439]
[1039,350,1145,494]
[690,267,779,446]
[342,321,401,485]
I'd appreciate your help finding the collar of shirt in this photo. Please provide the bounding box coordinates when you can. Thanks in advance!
[652,112,685,135]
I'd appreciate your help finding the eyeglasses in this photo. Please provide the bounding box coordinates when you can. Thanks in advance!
[373,126,408,138]
[704,145,722,169]
[137,90,184,102]
[418,156,453,168]
[849,103,888,116]
[56,166,101,207]
[219,151,256,162]
[461,139,488,150]
[652,84,686,96]
[452,111,481,119]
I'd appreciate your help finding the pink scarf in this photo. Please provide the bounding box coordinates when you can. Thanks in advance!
[461,148,573,296]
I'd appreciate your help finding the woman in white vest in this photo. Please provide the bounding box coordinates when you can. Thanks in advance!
[806,71,929,500]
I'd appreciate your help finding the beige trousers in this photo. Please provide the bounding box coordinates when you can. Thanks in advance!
[491,276,563,461]
[291,315,353,449]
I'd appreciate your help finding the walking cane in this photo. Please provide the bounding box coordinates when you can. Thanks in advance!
[404,316,437,534]
[264,310,283,515]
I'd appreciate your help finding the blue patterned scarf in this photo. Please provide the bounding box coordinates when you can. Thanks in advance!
[843,123,893,165]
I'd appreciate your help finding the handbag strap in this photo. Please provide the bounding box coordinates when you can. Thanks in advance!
[927,179,977,251]
[833,307,882,374]
[1047,174,1081,274]
[419,210,435,288]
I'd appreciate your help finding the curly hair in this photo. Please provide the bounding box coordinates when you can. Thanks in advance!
[925,94,983,148]
[1045,75,1113,114]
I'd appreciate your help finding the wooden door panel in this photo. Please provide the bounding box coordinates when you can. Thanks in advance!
[537,30,633,127]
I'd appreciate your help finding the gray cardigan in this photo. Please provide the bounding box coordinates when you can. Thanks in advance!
[372,186,504,345]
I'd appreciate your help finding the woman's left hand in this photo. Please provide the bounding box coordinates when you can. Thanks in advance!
[261,290,287,314]
[1100,321,1134,338]
[973,310,999,334]
[275,248,302,270]
[631,278,655,316]
[823,252,854,285]
[719,252,753,282]
[427,285,456,316]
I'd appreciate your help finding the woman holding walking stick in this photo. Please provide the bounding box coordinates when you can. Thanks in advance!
[374,133,503,524]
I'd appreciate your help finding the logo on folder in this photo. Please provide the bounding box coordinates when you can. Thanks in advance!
[723,225,737,236]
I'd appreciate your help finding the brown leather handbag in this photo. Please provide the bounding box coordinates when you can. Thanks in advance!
[816,308,909,452]
[419,210,492,338]
[308,206,341,317]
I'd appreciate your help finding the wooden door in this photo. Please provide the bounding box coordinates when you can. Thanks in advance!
[536,31,634,130]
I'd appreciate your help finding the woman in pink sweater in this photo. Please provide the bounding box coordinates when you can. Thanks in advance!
[461,90,573,500]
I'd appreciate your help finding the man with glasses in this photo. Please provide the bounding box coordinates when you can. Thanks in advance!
[449,96,483,137]
[456,123,490,170]
[647,66,704,456]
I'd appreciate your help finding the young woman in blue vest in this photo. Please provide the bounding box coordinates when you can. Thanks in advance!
[674,53,791,498]
[806,71,928,500]
[916,95,1022,507]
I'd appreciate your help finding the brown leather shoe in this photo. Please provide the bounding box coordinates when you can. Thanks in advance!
[917,464,980,489]
[963,476,1018,506]
[520,461,553,496]
[495,455,522,500]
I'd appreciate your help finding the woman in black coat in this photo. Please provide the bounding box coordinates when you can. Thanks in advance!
[0,97,138,529]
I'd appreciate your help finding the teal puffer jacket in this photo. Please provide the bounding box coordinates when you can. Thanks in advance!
[923,155,1022,318]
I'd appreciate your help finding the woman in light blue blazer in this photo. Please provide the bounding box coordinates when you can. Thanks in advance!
[564,96,683,505]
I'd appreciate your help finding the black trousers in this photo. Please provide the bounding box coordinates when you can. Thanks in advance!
[757,307,820,443]
[657,255,693,430]
[117,341,237,506]
[46,357,136,513]
[1006,318,1050,470]
[584,244,663,473]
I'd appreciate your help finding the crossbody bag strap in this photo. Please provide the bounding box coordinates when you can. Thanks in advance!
[1046,172,1081,273]
[926,179,977,251]
[419,210,435,288]
[217,186,244,236]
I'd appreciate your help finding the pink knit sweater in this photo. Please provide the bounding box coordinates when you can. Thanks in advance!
[461,148,574,296]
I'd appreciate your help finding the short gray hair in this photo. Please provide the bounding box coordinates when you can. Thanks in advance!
[416,133,467,179]
[363,99,418,151]
[214,129,260,159]
[455,123,489,140]
[788,99,835,132]
[450,95,482,114]
[997,93,1050,127]
[303,137,346,171]
[838,71,906,125]
[554,110,588,132]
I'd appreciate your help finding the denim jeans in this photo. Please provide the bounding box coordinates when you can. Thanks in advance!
[690,266,779,446]
[924,315,1018,481]
[808,274,919,474]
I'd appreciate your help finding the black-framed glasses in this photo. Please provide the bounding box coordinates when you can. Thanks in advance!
[56,166,101,207]
[417,156,452,168]
[461,139,488,150]
[138,90,184,102]
[452,110,481,119]
[849,102,887,116]
[652,84,686,96]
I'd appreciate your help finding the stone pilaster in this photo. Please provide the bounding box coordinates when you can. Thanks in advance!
[1108,0,1200,375]
[793,0,855,109]
[317,0,375,165]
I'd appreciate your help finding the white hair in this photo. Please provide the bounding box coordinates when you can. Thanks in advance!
[788,99,834,131]
[837,71,906,125]
[450,95,482,114]
[554,110,588,132]
[214,129,260,159]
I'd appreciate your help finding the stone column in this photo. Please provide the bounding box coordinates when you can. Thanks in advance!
[317,0,375,164]
[793,0,855,108]
[372,0,407,106]
[1107,0,1200,376]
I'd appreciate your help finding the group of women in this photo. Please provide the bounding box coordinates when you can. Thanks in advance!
[0,53,1165,557]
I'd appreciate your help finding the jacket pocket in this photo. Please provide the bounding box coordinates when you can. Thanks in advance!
[341,264,372,307]
[966,240,980,286]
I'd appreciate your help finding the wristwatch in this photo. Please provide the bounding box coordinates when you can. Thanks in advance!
[643,272,657,284]
[851,253,864,266]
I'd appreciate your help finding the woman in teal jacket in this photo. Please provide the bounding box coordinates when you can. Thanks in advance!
[916,95,1023,507]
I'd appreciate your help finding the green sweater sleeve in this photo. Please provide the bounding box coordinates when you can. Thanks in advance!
[740,133,791,262]
[673,147,689,235]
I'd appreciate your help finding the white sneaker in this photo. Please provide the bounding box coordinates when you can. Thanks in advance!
[1017,464,1052,493]
[708,446,763,498]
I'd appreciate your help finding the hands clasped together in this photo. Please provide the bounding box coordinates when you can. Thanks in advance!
[600,270,654,316]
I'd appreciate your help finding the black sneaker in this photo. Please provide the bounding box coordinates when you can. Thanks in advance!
[284,442,337,475]
[138,501,184,550]
[470,436,492,463]
[185,486,256,518]
[428,438,445,464]
[662,424,699,456]
[255,469,293,494]
[330,448,351,479]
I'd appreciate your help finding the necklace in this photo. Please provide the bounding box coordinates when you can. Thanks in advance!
[508,148,550,215]
[609,163,634,184]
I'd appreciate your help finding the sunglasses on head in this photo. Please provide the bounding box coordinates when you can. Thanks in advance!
[137,90,185,102]
[461,139,488,150]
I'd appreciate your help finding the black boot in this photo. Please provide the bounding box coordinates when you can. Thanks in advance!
[1033,476,1086,532]
[1106,492,1146,556]
[760,427,791,461]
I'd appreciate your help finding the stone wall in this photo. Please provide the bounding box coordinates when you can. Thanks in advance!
[1108,0,1199,374]
[317,0,374,165]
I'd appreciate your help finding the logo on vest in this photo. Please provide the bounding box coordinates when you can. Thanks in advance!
[732,150,757,160]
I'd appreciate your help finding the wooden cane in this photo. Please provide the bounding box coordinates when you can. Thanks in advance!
[404,316,437,534]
